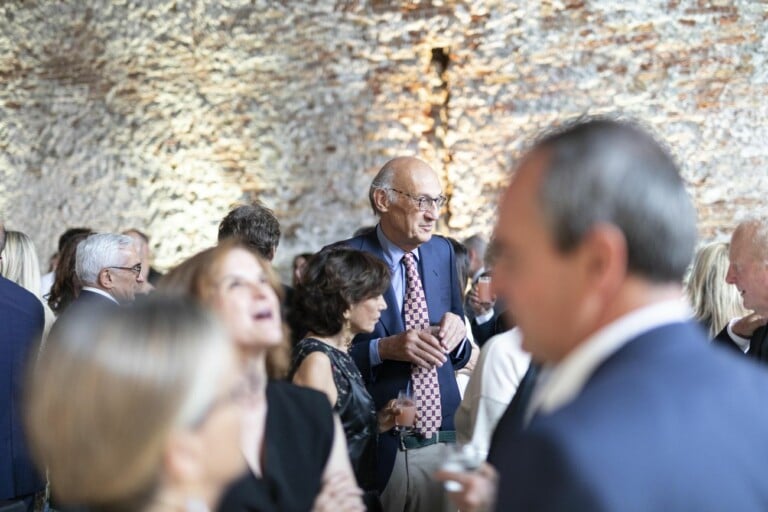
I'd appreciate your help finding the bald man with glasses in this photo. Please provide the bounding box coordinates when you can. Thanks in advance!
[331,156,470,512]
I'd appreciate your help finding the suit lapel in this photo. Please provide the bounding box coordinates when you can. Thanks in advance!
[418,240,442,323]
[360,231,403,337]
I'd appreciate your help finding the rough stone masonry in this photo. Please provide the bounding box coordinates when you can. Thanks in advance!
[0,1,766,276]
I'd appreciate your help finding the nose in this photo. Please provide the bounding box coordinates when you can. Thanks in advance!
[423,203,439,220]
[377,295,387,311]
[725,264,736,285]
[249,280,270,298]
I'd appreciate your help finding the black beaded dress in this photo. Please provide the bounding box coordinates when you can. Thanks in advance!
[290,338,380,510]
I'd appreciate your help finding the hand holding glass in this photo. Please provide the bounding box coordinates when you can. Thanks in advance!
[394,390,416,433]
[440,443,487,492]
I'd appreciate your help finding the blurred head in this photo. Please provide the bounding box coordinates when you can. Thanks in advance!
[76,233,144,304]
[159,241,289,377]
[463,234,487,277]
[686,242,747,336]
[493,117,696,363]
[292,247,390,337]
[48,230,94,314]
[369,157,445,252]
[0,230,42,295]
[218,203,281,261]
[726,218,768,315]
[291,252,313,288]
[446,237,471,299]
[26,297,248,511]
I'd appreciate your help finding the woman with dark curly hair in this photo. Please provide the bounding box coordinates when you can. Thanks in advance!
[289,246,400,511]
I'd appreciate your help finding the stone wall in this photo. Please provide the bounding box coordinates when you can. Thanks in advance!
[1,0,766,277]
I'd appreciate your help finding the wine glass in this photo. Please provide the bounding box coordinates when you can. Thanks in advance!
[394,389,416,433]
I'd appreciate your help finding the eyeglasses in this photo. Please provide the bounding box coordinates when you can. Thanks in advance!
[388,188,447,212]
[108,263,142,277]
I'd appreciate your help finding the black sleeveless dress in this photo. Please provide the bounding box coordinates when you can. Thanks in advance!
[217,380,335,512]
[290,338,380,510]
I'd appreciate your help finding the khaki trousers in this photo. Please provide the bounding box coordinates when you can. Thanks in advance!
[380,441,457,512]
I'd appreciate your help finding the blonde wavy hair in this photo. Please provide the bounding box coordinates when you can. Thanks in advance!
[26,297,232,511]
[0,230,55,335]
[685,242,747,337]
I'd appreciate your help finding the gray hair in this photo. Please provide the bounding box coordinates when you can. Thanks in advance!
[533,117,697,283]
[463,234,487,258]
[0,220,6,255]
[368,163,397,215]
[733,217,768,264]
[76,233,137,286]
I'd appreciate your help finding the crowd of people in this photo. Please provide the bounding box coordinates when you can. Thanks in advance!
[2,116,768,512]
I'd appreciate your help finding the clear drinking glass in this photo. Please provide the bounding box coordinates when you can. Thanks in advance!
[476,275,492,303]
[440,443,487,492]
[394,389,416,433]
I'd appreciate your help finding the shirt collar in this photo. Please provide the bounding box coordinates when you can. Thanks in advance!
[528,298,691,419]
[376,224,420,268]
[81,286,120,305]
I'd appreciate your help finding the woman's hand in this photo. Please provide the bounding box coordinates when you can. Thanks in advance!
[377,399,402,433]
[312,471,365,512]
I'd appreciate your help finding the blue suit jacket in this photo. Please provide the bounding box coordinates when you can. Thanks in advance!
[0,277,45,500]
[337,230,471,490]
[493,321,768,511]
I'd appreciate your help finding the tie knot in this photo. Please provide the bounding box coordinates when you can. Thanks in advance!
[402,252,418,275]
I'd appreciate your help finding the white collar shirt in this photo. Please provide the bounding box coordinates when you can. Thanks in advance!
[81,286,120,305]
[526,298,691,423]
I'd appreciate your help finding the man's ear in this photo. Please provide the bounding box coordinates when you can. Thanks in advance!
[582,223,628,295]
[373,188,391,213]
[98,268,113,290]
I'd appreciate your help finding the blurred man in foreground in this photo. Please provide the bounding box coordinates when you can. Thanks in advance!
[437,118,768,511]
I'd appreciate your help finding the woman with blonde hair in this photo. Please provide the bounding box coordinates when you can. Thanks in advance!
[159,241,364,512]
[25,296,250,512]
[685,241,747,337]
[0,230,55,335]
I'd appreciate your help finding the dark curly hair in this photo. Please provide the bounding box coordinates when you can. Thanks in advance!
[291,247,391,336]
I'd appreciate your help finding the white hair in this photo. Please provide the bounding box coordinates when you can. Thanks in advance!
[75,233,136,285]
[734,217,768,264]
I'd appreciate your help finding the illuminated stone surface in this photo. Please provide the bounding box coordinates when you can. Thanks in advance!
[0,1,765,275]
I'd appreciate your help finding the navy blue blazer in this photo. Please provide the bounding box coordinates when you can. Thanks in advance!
[337,230,471,490]
[493,321,768,511]
[714,323,768,362]
[0,277,45,500]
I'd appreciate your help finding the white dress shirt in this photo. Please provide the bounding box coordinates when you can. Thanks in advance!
[526,299,691,423]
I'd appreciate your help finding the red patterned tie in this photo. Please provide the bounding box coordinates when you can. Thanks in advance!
[402,252,442,438]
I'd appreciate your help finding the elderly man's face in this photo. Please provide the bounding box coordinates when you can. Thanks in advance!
[379,160,443,252]
[726,227,768,315]
[107,246,144,304]
[492,153,595,363]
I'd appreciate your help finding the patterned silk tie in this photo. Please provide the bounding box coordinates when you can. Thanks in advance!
[402,252,442,438]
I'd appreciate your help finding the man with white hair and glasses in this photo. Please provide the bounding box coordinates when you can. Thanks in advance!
[58,233,144,320]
